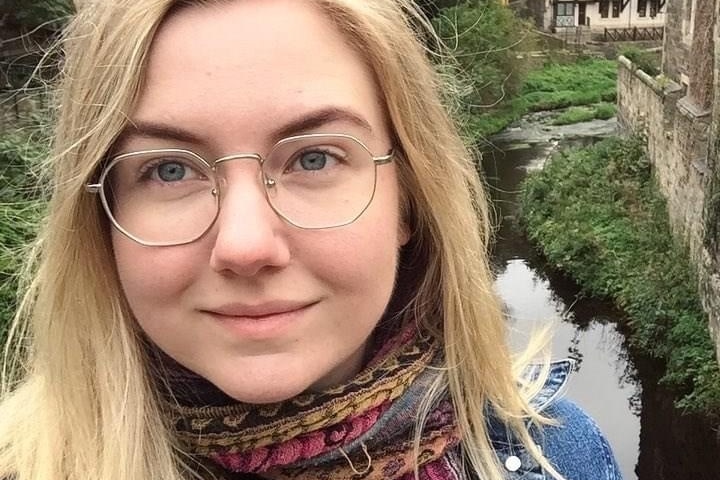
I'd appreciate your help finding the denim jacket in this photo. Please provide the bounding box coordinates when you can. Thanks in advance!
[489,359,623,480]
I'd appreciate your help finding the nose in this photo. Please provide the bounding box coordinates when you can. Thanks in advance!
[208,162,290,277]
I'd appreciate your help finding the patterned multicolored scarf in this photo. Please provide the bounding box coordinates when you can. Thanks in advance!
[155,324,465,480]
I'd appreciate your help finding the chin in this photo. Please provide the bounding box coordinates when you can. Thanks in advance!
[201,347,367,404]
[216,378,315,405]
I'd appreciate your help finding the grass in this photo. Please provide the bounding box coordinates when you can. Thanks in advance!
[520,136,720,417]
[521,58,618,109]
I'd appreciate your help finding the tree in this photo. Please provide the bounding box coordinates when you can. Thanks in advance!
[0,0,72,90]
[0,0,73,31]
[416,0,467,18]
[433,1,534,107]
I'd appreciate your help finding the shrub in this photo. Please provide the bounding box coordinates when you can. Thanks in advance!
[593,102,617,120]
[0,126,48,339]
[551,106,596,125]
[620,46,661,77]
[520,136,720,416]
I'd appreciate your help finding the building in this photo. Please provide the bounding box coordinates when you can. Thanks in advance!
[523,0,665,34]
[616,0,720,354]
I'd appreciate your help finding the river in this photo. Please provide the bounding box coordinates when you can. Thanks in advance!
[482,113,720,480]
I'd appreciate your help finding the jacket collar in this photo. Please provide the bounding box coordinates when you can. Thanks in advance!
[486,359,575,479]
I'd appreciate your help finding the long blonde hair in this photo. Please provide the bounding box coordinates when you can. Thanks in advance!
[0,1,555,479]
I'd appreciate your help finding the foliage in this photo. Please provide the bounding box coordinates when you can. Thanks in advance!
[0,1,73,30]
[432,1,618,138]
[0,0,71,93]
[463,57,618,137]
[462,57,617,136]
[593,102,617,120]
[520,136,720,416]
[620,46,661,77]
[416,0,466,18]
[0,126,48,339]
[550,106,596,125]
[551,102,616,125]
[433,1,537,126]
[520,58,618,110]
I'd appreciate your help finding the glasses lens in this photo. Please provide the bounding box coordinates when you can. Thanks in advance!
[264,135,377,228]
[102,151,218,245]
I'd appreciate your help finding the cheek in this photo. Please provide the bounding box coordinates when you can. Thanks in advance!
[299,179,404,299]
[112,232,200,310]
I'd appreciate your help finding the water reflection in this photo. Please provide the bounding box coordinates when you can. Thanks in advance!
[495,259,640,480]
[483,138,639,479]
[483,131,720,480]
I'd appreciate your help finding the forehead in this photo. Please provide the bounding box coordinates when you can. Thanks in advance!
[129,0,387,150]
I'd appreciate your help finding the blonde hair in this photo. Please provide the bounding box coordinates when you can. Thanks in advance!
[0,1,557,479]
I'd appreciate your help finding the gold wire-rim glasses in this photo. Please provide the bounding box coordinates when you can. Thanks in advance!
[86,133,395,247]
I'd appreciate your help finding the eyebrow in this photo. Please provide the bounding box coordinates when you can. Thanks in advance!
[118,106,373,147]
[117,121,204,145]
[272,107,373,140]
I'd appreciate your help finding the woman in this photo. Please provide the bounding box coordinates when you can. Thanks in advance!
[0,1,621,479]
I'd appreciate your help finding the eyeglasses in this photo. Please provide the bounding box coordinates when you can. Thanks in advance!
[86,133,394,246]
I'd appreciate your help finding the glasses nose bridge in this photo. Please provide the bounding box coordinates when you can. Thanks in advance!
[212,151,280,203]
[213,152,265,170]
[212,152,271,187]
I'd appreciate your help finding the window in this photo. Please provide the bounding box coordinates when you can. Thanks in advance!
[638,0,647,17]
[557,2,575,16]
[612,0,621,17]
[600,0,609,18]
[650,0,660,17]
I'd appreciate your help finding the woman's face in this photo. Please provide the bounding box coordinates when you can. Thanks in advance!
[111,0,408,403]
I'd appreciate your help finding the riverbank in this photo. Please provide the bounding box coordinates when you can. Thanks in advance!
[432,3,618,139]
[463,58,618,138]
[519,136,720,417]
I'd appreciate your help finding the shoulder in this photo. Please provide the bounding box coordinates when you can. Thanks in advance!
[535,398,623,480]
[488,360,623,480]
[528,360,623,480]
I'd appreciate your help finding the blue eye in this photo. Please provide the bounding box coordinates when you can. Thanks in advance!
[156,162,187,181]
[298,151,328,171]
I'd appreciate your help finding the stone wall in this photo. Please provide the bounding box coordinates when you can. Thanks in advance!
[662,0,690,83]
[699,0,720,357]
[687,0,715,111]
[617,56,720,353]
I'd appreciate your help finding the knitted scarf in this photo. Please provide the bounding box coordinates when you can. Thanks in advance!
[156,324,464,480]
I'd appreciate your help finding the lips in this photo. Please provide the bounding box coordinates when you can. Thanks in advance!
[202,300,317,339]
[203,300,316,319]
